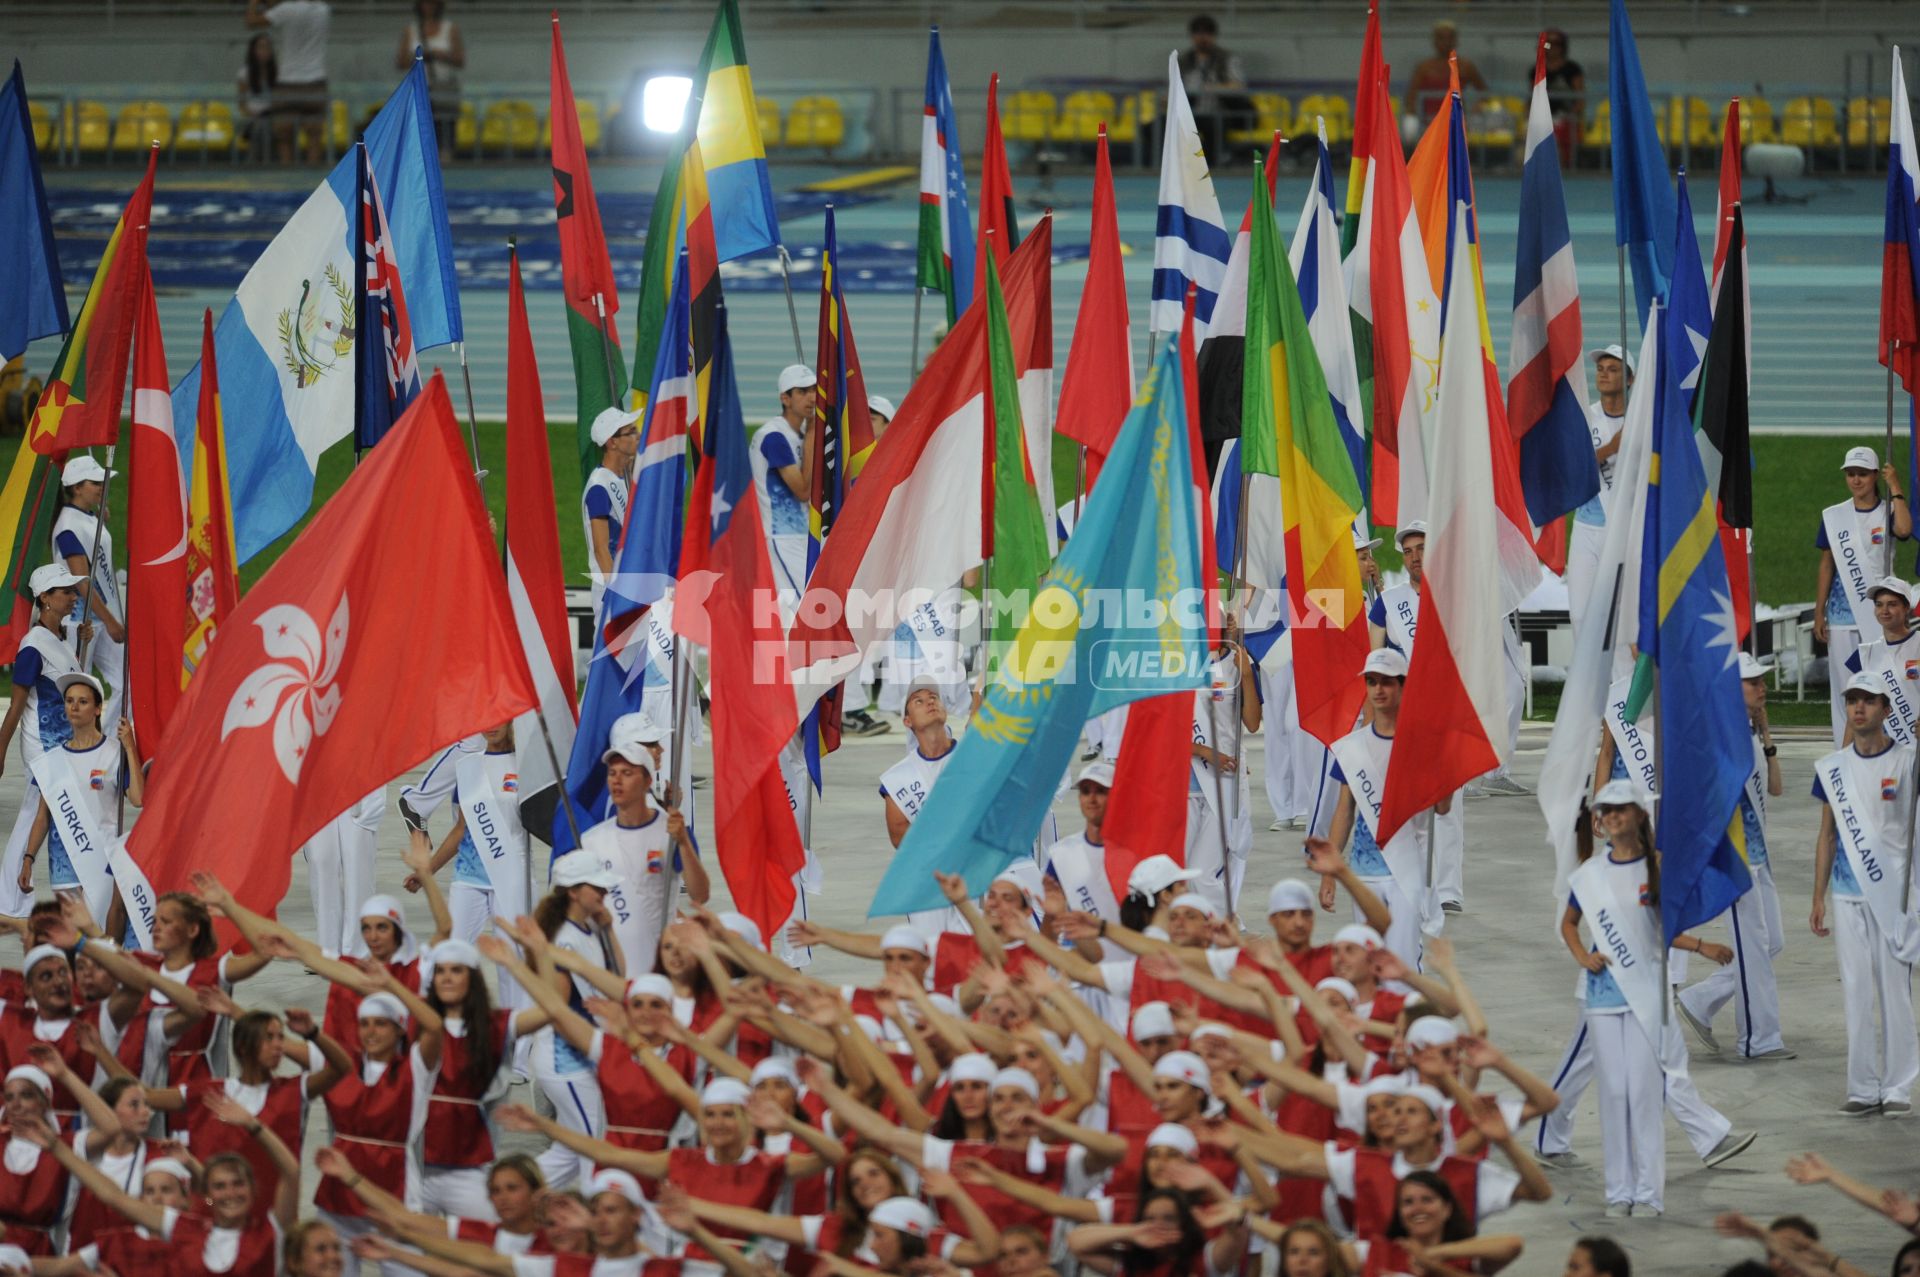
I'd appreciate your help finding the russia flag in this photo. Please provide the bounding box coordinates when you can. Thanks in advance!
[1881,47,1920,395]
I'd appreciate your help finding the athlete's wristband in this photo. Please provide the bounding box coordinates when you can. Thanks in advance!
[1763,745,1778,758]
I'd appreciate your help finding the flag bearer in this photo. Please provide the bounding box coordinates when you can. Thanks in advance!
[582,404,640,622]
[1565,346,1632,639]
[0,565,89,920]
[1187,631,1258,915]
[752,365,816,607]
[582,714,707,975]
[1840,576,1920,745]
[1814,447,1912,746]
[52,456,125,729]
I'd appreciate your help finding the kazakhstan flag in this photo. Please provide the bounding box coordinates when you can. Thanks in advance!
[1636,303,1753,943]
[870,340,1209,918]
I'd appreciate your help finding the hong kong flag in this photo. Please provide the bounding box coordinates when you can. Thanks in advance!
[122,376,535,946]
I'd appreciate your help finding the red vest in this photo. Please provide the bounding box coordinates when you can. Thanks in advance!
[1107,1069,1161,1143]
[0,1140,69,1256]
[936,1139,1066,1238]
[0,1007,88,1118]
[69,1139,167,1247]
[596,1041,694,1192]
[930,934,1046,997]
[322,957,422,1057]
[453,1216,554,1254]
[1348,1147,1483,1239]
[91,1225,176,1273]
[664,1147,787,1260]
[182,1076,305,1225]
[422,1009,510,1168]
[315,1057,415,1218]
[688,986,773,1069]
[132,951,224,1092]
[168,1211,281,1277]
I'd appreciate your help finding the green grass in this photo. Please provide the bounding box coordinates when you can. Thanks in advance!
[1525,682,1835,726]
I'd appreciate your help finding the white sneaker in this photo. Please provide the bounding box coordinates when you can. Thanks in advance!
[1269,818,1287,831]
[1604,1202,1632,1218]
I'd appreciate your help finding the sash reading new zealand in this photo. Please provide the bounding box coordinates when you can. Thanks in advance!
[1815,747,1920,962]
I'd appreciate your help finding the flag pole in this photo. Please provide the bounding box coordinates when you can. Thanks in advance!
[454,340,487,481]
[533,709,583,852]
[1205,680,1236,921]
[1617,247,1629,355]
[592,292,623,407]
[1887,341,1898,481]
[1073,445,1087,527]
[777,245,807,363]
[910,290,924,383]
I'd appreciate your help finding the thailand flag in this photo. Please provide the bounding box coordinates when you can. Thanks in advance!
[1881,48,1920,395]
[352,143,422,454]
[1151,52,1231,336]
[1507,38,1597,528]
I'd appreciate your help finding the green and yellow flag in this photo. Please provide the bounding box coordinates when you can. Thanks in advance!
[982,252,1050,657]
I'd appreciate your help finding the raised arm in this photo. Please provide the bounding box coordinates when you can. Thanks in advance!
[28,1043,119,1156]
[1365,947,1461,1017]
[202,1090,302,1228]
[1305,839,1391,936]
[955,1156,1101,1224]
[1458,1034,1559,1121]
[478,933,600,1059]
[792,1058,924,1161]
[1014,923,1108,990]
[1785,1151,1920,1228]
[1471,1097,1551,1203]
[1250,941,1368,1075]
[27,1114,163,1232]
[402,831,453,946]
[654,1184,771,1277]
[785,917,885,961]
[493,1102,669,1180]
[1422,936,1488,1038]
[1024,1108,1127,1171]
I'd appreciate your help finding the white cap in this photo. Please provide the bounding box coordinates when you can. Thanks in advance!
[144,1158,194,1186]
[3,1065,51,1098]
[27,564,84,598]
[903,674,946,704]
[1363,648,1409,679]
[854,1013,887,1040]
[778,364,815,394]
[359,894,409,937]
[1589,343,1638,376]
[867,393,897,420]
[54,673,105,702]
[1869,575,1915,606]
[356,992,410,1028]
[1152,1050,1211,1092]
[716,911,764,951]
[1737,652,1773,680]
[1147,1122,1200,1156]
[1129,854,1200,897]
[1353,528,1383,552]
[879,924,930,956]
[991,1067,1040,1100]
[21,944,67,976]
[869,1197,935,1238]
[429,938,481,969]
[552,850,622,891]
[1845,671,1892,700]
[1361,1075,1408,1101]
[1403,1083,1448,1115]
[948,1053,997,1086]
[1191,1022,1232,1043]
[1131,1002,1177,1041]
[993,860,1045,906]
[1267,878,1316,914]
[701,1078,752,1108]
[1333,924,1384,951]
[751,1057,799,1088]
[1168,892,1220,920]
[1591,778,1645,807]
[602,714,664,768]
[1842,445,1880,472]
[1405,1018,1460,1049]
[589,405,642,447]
[1394,520,1429,548]
[1078,760,1116,789]
[587,1168,647,1209]
[626,974,674,1002]
[60,456,112,486]
[1316,976,1359,1003]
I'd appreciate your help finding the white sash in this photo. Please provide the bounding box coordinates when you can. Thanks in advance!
[28,746,117,922]
[1815,747,1920,962]
[1742,736,1767,830]
[455,752,525,906]
[1190,659,1248,823]
[1567,855,1677,1065]
[1329,728,1437,934]
[1379,585,1419,656]
[1855,638,1920,746]
[1822,500,1893,630]
[1604,675,1659,798]
[107,839,158,950]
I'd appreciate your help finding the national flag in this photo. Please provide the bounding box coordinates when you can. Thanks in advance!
[168,64,460,563]
[1695,206,1754,637]
[1610,0,1677,327]
[124,377,535,944]
[1055,126,1134,490]
[352,142,422,455]
[125,275,188,745]
[870,336,1208,917]
[1353,69,1439,530]
[1240,160,1368,748]
[1508,36,1598,533]
[671,305,807,943]
[916,25,975,325]
[1377,202,1511,844]
[1666,174,1714,397]
[1290,123,1370,512]
[1710,99,1748,316]
[786,224,1053,718]
[0,61,67,362]
[552,17,627,482]
[1180,285,1222,646]
[1196,133,1281,466]
[1407,73,1542,611]
[1881,50,1920,395]
[1340,6,1384,444]
[28,149,154,457]
[982,251,1053,653]
[183,309,239,682]
[973,73,1023,301]
[1636,304,1753,941]
[1152,52,1232,336]
[687,0,781,262]
[505,244,579,841]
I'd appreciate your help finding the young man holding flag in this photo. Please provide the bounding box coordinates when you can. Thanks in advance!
[1815,447,1912,746]
[753,366,816,611]
[583,405,641,625]
[1566,345,1634,639]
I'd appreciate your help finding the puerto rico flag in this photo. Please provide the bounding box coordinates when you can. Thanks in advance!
[353,141,421,454]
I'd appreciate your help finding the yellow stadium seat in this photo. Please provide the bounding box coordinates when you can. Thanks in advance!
[541,99,603,150]
[1000,89,1055,144]
[28,101,53,151]
[1779,96,1840,148]
[755,96,781,147]
[64,101,110,156]
[785,95,844,151]
[1229,92,1286,147]
[1056,90,1115,145]
[328,99,353,150]
[1467,95,1521,150]
[1739,96,1777,145]
[1581,99,1612,151]
[1662,95,1714,150]
[111,100,172,154]
[176,101,236,153]
[1847,96,1893,148]
[481,100,540,155]
[454,101,477,152]
[1295,93,1351,146]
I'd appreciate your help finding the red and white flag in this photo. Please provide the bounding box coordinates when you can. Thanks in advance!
[505,245,578,827]
[125,274,188,746]
[125,377,536,945]
[1377,204,1508,844]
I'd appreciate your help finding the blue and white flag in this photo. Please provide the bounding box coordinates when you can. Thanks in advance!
[1609,0,1676,327]
[1151,52,1231,336]
[0,61,66,362]
[171,61,460,561]
[1289,123,1369,511]
[1665,172,1713,397]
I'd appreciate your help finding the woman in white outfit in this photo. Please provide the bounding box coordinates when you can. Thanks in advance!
[51,455,125,729]
[17,674,141,922]
[0,565,89,919]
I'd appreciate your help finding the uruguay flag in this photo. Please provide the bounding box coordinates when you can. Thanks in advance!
[1880,47,1920,395]
[1151,52,1231,336]
[1508,39,1597,527]
[1289,124,1369,511]
[171,61,459,562]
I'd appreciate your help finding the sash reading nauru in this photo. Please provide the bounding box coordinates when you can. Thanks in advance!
[1822,499,1893,630]
[1605,675,1659,798]
[455,752,525,910]
[1815,746,1920,962]
[29,747,117,924]
[1566,855,1677,1063]
[1330,728,1437,934]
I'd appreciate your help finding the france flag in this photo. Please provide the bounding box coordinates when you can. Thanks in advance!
[170,61,459,562]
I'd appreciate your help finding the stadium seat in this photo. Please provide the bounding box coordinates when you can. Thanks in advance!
[481,100,540,155]
[175,101,236,155]
[1297,93,1351,145]
[1847,96,1893,148]
[1107,89,1154,149]
[785,96,844,151]
[64,101,110,157]
[1229,92,1286,147]
[1581,99,1612,152]
[1056,90,1115,144]
[28,101,53,152]
[1665,95,1715,151]
[328,99,353,152]
[454,101,477,153]
[541,99,603,151]
[1779,96,1839,149]
[1740,96,1778,145]
[1467,95,1521,151]
[755,96,781,147]
[1001,90,1056,144]
[111,100,172,154]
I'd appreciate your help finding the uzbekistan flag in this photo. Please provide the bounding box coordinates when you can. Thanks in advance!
[916,25,975,325]
[1881,48,1920,394]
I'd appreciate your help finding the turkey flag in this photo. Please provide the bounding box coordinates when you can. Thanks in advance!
[123,376,535,945]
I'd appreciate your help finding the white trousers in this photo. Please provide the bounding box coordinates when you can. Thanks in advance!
[1186,793,1249,916]
[87,631,125,732]
[0,780,43,918]
[1587,1009,1666,1211]
[1566,519,1608,641]
[1831,896,1919,1105]
[1260,668,1300,823]
[532,1065,603,1191]
[1485,618,1527,781]
[1355,875,1427,978]
[1535,1005,1730,1160]
[1678,862,1787,1056]
[1828,625,1864,747]
[1432,796,1466,907]
[448,884,532,1014]
[416,1165,495,1221]
[306,810,380,958]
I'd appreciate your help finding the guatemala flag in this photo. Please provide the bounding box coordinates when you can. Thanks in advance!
[171,61,459,562]
[1151,52,1231,336]
[1507,42,1597,527]
[1289,124,1369,514]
